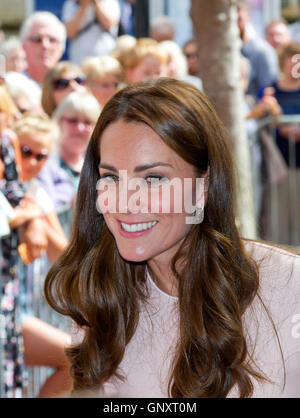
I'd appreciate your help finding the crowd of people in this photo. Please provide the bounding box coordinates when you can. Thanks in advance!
[0,0,300,399]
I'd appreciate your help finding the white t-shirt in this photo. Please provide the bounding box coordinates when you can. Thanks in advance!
[25,178,54,215]
[0,190,15,237]
[62,0,120,65]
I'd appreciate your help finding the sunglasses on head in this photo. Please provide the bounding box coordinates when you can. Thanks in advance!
[52,76,86,90]
[21,145,49,162]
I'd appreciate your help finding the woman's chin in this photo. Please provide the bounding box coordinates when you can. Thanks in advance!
[118,248,149,264]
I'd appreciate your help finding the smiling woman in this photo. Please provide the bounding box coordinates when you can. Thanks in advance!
[44,78,300,398]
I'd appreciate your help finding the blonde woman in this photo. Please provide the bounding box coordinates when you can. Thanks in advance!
[41,61,87,117]
[82,55,124,106]
[50,91,101,191]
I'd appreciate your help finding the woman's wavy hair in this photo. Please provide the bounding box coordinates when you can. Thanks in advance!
[44,78,266,397]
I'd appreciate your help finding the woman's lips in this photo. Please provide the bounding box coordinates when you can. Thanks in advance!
[117,220,158,238]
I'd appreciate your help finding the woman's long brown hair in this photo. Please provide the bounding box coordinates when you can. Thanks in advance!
[44,78,266,397]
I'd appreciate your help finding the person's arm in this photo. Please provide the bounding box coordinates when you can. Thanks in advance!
[22,316,73,398]
[278,124,300,142]
[19,217,49,262]
[19,212,68,264]
[9,196,43,230]
[64,0,92,39]
[43,211,68,263]
[93,0,120,32]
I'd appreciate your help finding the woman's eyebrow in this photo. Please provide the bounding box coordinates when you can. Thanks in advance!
[99,163,118,172]
[99,162,173,173]
[134,162,172,173]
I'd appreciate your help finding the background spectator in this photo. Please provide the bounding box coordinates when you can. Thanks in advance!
[183,39,200,77]
[13,113,67,263]
[160,40,202,90]
[5,71,42,115]
[262,42,300,246]
[237,1,278,99]
[0,37,27,73]
[118,38,168,83]
[51,91,101,190]
[20,12,66,85]
[81,55,124,107]
[0,83,25,397]
[265,19,291,52]
[42,61,86,117]
[150,15,175,43]
[111,33,137,60]
[62,0,120,65]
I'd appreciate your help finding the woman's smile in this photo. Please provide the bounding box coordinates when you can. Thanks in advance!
[118,219,158,238]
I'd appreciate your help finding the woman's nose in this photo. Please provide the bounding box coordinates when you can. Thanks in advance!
[117,178,149,214]
[70,80,85,92]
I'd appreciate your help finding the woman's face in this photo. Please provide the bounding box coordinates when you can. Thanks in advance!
[19,133,50,181]
[59,110,95,156]
[52,70,86,106]
[6,48,27,73]
[90,75,119,107]
[282,55,298,81]
[97,119,203,267]
[0,111,12,131]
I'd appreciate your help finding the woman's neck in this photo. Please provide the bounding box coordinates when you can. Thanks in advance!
[60,147,84,172]
[278,74,300,91]
[147,259,179,297]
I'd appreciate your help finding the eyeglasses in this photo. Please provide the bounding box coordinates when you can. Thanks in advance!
[52,76,86,90]
[61,117,93,128]
[28,34,60,45]
[21,145,49,162]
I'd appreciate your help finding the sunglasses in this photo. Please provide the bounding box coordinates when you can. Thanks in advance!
[53,76,86,90]
[21,145,49,162]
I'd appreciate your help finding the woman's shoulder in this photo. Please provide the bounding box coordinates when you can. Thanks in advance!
[243,238,300,313]
[243,239,300,355]
[243,238,300,264]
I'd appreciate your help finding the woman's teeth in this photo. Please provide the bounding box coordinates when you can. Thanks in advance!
[121,221,157,232]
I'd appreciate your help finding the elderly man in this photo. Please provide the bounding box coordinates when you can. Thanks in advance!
[20,12,66,85]
[266,19,291,52]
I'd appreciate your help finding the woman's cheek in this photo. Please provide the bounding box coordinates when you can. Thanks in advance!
[96,185,117,215]
[147,182,183,215]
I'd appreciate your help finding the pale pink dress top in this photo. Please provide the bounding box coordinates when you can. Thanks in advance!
[72,240,300,397]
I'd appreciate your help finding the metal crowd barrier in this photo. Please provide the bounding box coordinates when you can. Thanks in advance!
[1,115,300,397]
[0,204,74,398]
[248,114,300,248]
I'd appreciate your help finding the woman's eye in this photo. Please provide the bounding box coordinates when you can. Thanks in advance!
[100,174,119,182]
[146,175,167,185]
